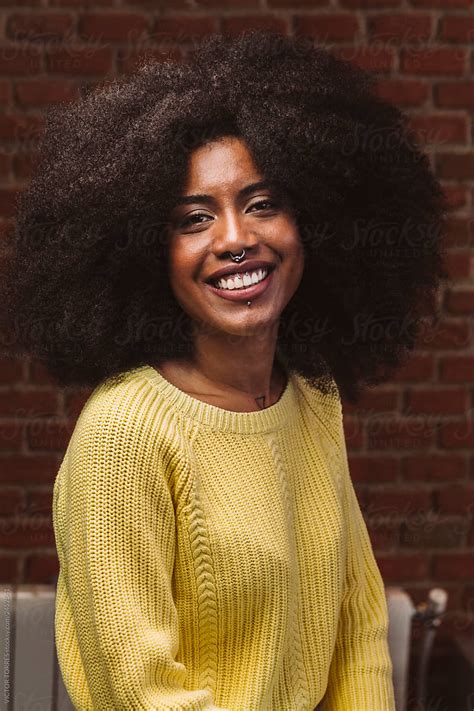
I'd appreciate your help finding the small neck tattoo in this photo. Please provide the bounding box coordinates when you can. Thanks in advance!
[255,395,266,409]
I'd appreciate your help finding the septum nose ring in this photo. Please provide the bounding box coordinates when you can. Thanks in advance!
[229,249,251,307]
[229,249,246,264]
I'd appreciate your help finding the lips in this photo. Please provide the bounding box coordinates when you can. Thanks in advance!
[204,265,275,302]
[210,265,273,288]
[205,262,276,284]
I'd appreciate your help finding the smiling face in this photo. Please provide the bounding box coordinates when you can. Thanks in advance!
[166,135,304,342]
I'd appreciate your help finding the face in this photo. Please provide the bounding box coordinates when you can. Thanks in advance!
[166,135,304,340]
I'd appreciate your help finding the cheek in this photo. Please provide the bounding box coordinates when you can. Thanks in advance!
[167,242,201,291]
[283,228,305,287]
[280,224,304,264]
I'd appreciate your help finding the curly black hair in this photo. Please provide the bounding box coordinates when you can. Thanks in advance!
[0,29,450,403]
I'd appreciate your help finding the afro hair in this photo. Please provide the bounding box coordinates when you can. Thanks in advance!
[0,29,450,403]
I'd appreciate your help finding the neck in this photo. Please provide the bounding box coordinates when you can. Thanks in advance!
[181,320,285,409]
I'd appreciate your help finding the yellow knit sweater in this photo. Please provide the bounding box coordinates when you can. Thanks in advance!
[52,364,396,711]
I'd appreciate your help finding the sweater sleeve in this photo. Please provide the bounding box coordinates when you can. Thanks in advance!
[319,404,396,711]
[52,388,226,711]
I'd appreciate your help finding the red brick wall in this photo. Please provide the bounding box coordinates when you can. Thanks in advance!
[0,1,472,647]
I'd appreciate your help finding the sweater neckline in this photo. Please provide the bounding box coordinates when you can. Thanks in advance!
[139,364,297,434]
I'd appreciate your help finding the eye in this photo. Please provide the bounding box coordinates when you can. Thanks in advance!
[179,213,212,228]
[248,199,277,212]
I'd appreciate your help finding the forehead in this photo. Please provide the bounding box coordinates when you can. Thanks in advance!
[183,136,263,193]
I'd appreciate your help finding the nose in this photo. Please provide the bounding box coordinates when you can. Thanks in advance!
[212,209,259,258]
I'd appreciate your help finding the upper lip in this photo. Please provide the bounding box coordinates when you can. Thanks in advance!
[205,260,276,284]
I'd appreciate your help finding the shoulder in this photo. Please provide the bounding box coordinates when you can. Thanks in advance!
[67,365,184,475]
[292,371,343,437]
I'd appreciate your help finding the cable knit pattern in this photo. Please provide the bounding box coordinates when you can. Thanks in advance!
[52,364,396,711]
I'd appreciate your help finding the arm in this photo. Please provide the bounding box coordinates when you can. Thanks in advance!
[53,394,226,710]
[320,409,396,711]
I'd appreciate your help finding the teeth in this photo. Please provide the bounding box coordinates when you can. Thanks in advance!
[214,268,268,291]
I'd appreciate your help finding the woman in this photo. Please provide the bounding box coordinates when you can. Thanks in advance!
[1,30,448,710]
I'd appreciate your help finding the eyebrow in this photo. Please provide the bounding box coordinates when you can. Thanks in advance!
[173,180,273,207]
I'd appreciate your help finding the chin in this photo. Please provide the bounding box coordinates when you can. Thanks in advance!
[203,310,281,339]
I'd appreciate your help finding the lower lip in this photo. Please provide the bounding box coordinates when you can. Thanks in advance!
[205,269,275,302]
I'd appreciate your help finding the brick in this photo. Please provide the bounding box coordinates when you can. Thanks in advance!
[435,82,474,109]
[13,151,41,180]
[294,14,360,41]
[367,418,434,450]
[0,488,23,515]
[0,153,12,180]
[441,184,467,209]
[15,79,79,107]
[437,152,474,180]
[344,389,398,415]
[0,555,18,582]
[0,518,55,547]
[341,0,400,6]
[401,48,466,76]
[439,421,474,450]
[377,553,429,581]
[268,0,327,6]
[24,554,59,584]
[445,288,474,314]
[411,0,471,6]
[443,217,474,248]
[392,354,434,382]
[26,420,73,451]
[0,0,41,5]
[0,79,11,106]
[435,484,474,515]
[443,250,472,279]
[408,114,467,146]
[400,519,466,548]
[0,113,44,142]
[405,388,467,415]
[433,553,474,581]
[222,15,289,38]
[462,586,474,614]
[374,78,429,107]
[26,489,53,515]
[364,488,432,522]
[0,355,23,383]
[0,46,41,75]
[152,15,218,42]
[6,13,73,41]
[0,391,57,418]
[78,13,149,42]
[348,455,399,484]
[417,319,469,349]
[0,219,15,243]
[0,455,59,484]
[0,188,22,218]
[368,14,432,42]
[50,0,113,6]
[27,360,58,386]
[440,16,474,43]
[403,455,467,482]
[46,47,113,75]
[64,390,92,418]
[0,423,23,453]
[342,416,364,449]
[439,357,474,383]
[189,0,260,6]
[366,520,399,550]
[333,46,394,72]
[353,484,368,510]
